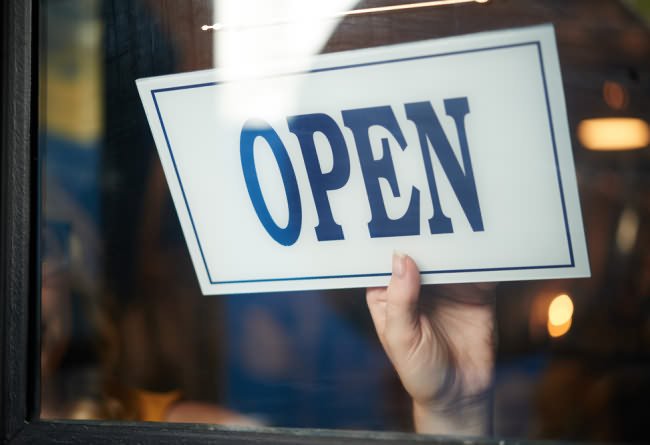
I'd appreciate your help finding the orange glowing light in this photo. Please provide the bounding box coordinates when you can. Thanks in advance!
[548,293,574,326]
[578,118,650,151]
[603,81,627,110]
[548,317,572,338]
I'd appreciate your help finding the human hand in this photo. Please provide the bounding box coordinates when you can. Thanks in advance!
[366,252,495,435]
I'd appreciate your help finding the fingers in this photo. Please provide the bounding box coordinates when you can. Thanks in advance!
[366,252,422,355]
[384,252,421,346]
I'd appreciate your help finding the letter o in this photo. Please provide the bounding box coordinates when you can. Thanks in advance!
[240,119,302,246]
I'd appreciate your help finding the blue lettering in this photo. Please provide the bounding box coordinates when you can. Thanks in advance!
[342,106,420,238]
[241,98,482,245]
[240,118,302,246]
[287,113,350,241]
[405,98,484,234]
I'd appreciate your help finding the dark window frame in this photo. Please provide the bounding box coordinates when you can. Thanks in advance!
[0,1,605,444]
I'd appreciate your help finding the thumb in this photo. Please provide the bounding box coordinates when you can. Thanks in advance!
[384,252,421,348]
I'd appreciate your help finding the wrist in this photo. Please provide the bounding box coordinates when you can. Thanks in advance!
[412,395,490,437]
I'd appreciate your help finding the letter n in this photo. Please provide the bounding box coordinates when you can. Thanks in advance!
[405,98,484,234]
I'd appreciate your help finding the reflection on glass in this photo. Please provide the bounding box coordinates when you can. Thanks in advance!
[616,207,640,255]
[40,0,650,443]
[548,294,573,327]
[602,80,628,110]
[578,117,650,151]
[547,294,573,338]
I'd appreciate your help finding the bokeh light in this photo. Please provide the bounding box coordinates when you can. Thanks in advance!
[603,81,627,110]
[547,293,574,338]
[547,317,572,338]
[548,293,574,326]
[578,117,650,151]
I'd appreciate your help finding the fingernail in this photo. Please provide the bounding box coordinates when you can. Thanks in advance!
[392,251,406,278]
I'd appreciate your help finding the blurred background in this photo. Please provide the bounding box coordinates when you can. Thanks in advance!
[39,0,650,442]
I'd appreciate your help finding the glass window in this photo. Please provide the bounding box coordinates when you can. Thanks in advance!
[39,0,650,442]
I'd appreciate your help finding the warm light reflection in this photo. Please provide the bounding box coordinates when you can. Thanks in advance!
[602,81,627,110]
[578,118,650,151]
[202,0,489,31]
[616,207,639,255]
[343,0,489,17]
[548,294,574,327]
[547,317,572,338]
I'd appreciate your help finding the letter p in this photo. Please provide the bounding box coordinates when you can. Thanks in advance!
[288,113,350,241]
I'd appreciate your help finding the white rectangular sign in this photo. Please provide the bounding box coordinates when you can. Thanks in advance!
[137,24,589,295]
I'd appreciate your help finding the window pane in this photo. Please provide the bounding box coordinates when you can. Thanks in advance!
[39,0,650,442]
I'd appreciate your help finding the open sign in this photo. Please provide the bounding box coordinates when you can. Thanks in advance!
[241,97,483,246]
[137,25,589,295]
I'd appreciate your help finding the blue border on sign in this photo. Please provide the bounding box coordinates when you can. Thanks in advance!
[150,40,575,285]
